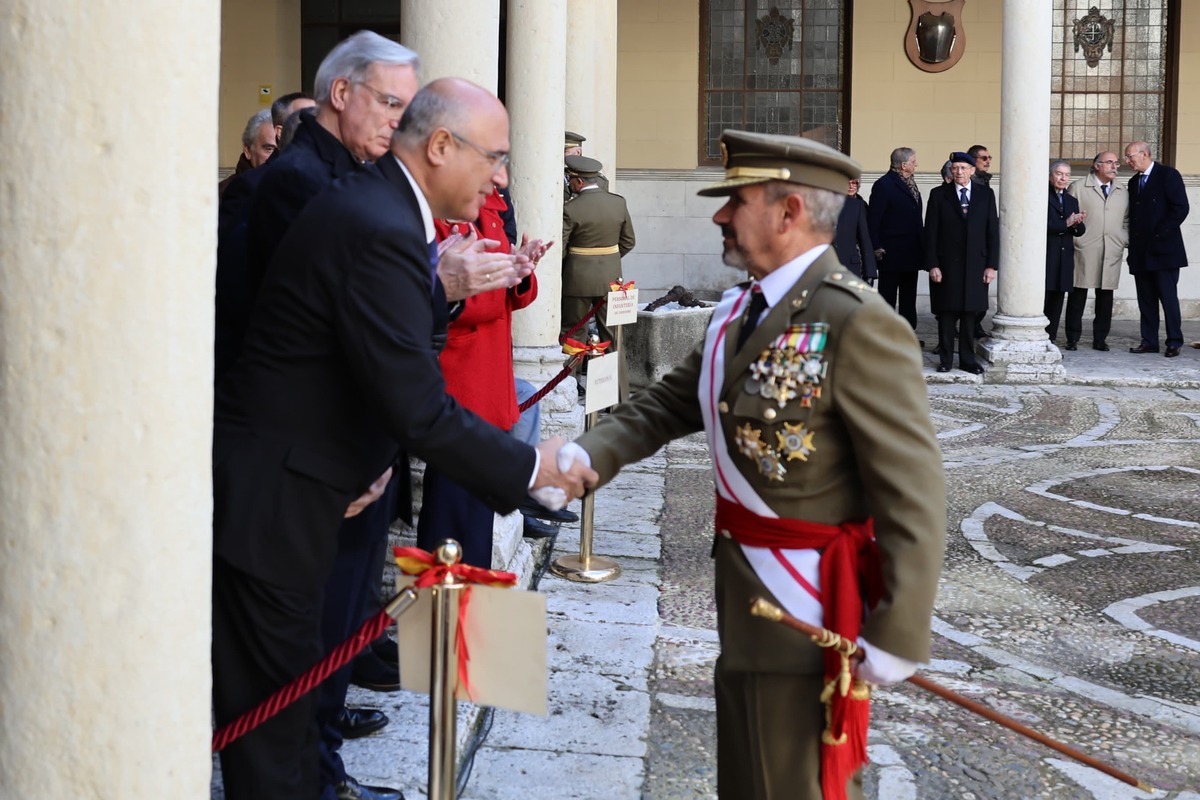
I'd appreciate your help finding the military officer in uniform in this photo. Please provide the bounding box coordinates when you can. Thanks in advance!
[563,131,609,199]
[562,131,946,799]
[561,155,635,389]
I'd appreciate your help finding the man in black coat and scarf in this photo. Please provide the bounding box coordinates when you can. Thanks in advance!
[1045,160,1087,347]
[925,152,999,374]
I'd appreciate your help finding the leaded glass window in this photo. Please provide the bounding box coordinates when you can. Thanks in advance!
[1051,0,1176,162]
[701,1,848,164]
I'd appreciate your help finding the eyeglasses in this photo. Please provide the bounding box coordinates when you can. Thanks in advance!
[1123,152,1145,161]
[450,131,510,172]
[976,155,992,161]
[355,82,407,117]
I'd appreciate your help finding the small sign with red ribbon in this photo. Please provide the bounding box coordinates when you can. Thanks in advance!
[393,546,548,715]
[606,279,639,327]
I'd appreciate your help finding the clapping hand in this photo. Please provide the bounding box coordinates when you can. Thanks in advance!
[516,235,554,267]
[437,230,523,301]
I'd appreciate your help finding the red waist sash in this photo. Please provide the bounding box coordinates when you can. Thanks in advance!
[715,494,882,800]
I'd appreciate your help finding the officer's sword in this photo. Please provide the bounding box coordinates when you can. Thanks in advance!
[748,597,1153,792]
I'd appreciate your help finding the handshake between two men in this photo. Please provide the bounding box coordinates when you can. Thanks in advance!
[346,436,597,520]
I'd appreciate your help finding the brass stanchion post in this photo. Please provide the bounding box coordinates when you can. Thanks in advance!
[428,540,465,800]
[552,343,621,583]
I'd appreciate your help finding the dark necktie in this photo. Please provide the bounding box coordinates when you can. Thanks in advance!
[1057,191,1063,205]
[1102,184,1110,199]
[959,187,969,216]
[428,239,440,294]
[1139,173,1147,190]
[736,288,768,351]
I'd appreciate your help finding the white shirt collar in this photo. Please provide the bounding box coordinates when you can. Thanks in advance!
[1141,161,1155,178]
[754,244,830,309]
[391,154,436,243]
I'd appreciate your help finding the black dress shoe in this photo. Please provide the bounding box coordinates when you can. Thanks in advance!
[350,651,400,692]
[522,515,558,539]
[334,776,405,800]
[1064,341,1077,351]
[1165,346,1181,358]
[1129,344,1159,353]
[370,635,398,663]
[936,364,951,373]
[334,707,389,740]
[519,497,580,523]
[1093,341,1109,351]
[962,363,985,375]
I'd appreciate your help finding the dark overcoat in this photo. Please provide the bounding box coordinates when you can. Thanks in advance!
[1046,188,1086,292]
[833,194,877,280]
[1127,162,1190,273]
[866,170,924,273]
[924,181,1000,314]
[214,160,534,592]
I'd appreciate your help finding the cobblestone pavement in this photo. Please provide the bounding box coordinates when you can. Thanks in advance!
[646,383,1200,800]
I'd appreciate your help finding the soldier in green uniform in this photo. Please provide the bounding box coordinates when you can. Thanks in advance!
[563,131,609,200]
[561,155,635,386]
[561,131,946,799]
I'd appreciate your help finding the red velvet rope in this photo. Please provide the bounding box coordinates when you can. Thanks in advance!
[518,353,583,413]
[211,607,393,753]
[557,296,607,344]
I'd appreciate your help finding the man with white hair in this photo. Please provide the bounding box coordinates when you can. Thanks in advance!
[217,109,276,195]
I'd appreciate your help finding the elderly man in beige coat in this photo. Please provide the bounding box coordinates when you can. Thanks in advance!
[1066,151,1129,351]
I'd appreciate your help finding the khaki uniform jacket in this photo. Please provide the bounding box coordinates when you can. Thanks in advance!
[1067,174,1129,291]
[577,248,946,675]
[561,187,635,296]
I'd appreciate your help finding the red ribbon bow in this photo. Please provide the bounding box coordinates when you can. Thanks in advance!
[392,547,518,699]
[561,337,612,356]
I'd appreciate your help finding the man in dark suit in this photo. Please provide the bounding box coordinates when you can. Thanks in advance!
[832,177,876,282]
[1045,160,1087,347]
[211,78,597,800]
[925,152,999,374]
[1124,140,1190,358]
[867,147,924,340]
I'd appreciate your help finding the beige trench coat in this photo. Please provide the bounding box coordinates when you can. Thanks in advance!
[1067,173,1129,290]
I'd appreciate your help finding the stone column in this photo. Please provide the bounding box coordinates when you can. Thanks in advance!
[591,0,619,193]
[507,0,582,437]
[0,2,218,797]
[401,0,500,92]
[565,0,597,155]
[979,0,1064,382]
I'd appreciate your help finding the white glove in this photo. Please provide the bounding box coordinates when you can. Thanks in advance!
[557,442,592,472]
[855,637,919,685]
[527,442,593,511]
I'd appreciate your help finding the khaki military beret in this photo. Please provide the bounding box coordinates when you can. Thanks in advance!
[565,155,603,177]
[699,130,862,197]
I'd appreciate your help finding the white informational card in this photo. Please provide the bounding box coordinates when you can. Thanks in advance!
[605,288,639,327]
[584,350,621,414]
[396,577,548,715]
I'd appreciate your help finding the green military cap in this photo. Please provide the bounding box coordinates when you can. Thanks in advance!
[565,155,603,177]
[564,130,587,149]
[699,130,862,197]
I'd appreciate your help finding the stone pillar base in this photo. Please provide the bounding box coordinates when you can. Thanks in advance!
[980,314,1064,383]
[514,345,585,439]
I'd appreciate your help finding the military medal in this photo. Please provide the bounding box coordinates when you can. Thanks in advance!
[734,323,829,478]
[776,422,816,462]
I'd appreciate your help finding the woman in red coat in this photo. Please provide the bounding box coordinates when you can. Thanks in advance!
[417,189,550,567]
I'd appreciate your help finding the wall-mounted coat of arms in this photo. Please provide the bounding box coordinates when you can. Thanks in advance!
[1073,6,1115,68]
[905,0,967,73]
